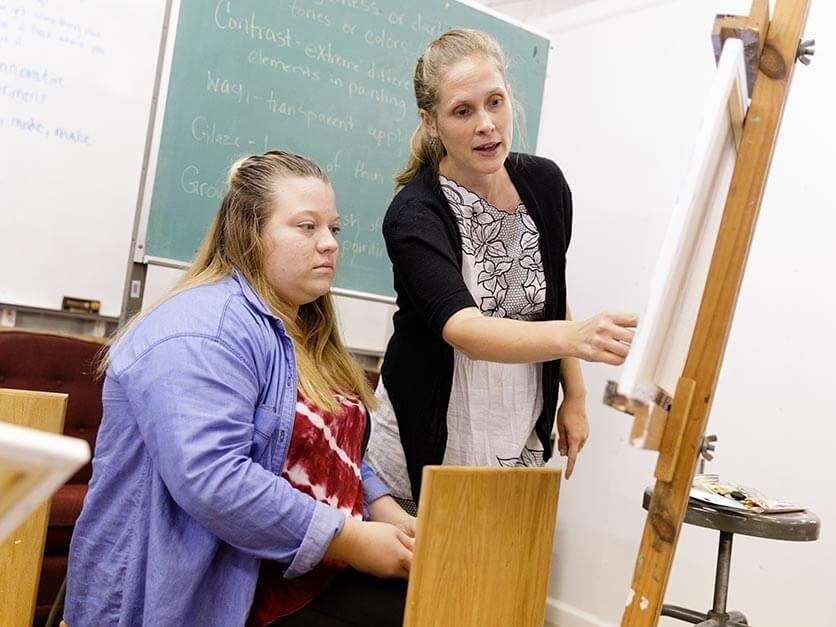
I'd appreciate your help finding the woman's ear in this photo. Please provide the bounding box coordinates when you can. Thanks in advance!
[419,109,436,139]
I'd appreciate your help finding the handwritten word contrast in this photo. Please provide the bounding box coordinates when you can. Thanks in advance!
[214,1,293,47]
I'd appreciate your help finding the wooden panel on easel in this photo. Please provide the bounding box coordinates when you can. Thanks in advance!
[403,466,560,627]
[0,389,68,627]
[616,37,748,418]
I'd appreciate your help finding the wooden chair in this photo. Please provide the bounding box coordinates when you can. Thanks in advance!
[0,389,74,627]
[404,466,561,627]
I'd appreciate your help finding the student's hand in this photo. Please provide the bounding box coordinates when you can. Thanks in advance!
[394,514,417,539]
[326,518,413,579]
[368,495,417,538]
[570,312,638,365]
[556,395,589,480]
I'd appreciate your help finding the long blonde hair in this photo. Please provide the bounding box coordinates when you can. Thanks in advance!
[395,28,523,188]
[102,150,375,412]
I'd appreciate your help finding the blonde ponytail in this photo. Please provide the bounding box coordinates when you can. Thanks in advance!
[394,123,445,188]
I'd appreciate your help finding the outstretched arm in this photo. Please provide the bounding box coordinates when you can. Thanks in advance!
[442,306,637,365]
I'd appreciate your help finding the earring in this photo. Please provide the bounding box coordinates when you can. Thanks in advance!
[428,137,438,147]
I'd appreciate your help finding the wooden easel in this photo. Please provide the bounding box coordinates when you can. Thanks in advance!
[610,1,812,624]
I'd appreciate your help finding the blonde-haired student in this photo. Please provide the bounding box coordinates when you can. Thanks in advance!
[65,151,414,627]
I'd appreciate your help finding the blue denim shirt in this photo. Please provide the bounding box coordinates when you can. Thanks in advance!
[65,273,390,626]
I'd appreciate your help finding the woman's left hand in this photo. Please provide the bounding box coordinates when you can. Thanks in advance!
[369,495,417,537]
[556,395,589,480]
[394,515,417,539]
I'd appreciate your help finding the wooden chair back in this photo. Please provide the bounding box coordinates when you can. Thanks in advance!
[404,466,561,627]
[0,388,69,627]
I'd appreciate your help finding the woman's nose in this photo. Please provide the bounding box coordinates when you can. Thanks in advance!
[318,229,339,252]
[476,109,495,133]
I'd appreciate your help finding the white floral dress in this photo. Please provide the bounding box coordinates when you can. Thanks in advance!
[439,175,546,468]
[367,175,548,499]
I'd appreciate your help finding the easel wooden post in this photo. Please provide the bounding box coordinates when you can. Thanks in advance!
[621,1,812,624]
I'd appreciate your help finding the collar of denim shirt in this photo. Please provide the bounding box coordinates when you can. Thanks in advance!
[233,269,287,332]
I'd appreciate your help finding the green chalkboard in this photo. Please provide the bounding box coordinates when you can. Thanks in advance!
[144,0,549,297]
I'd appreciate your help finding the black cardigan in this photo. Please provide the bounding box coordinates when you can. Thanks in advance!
[380,153,573,500]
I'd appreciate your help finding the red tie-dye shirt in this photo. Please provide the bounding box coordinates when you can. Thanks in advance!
[248,393,367,625]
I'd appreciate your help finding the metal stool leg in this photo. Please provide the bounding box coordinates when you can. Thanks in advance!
[662,604,709,623]
[711,531,734,614]
[694,532,749,627]
[661,530,751,627]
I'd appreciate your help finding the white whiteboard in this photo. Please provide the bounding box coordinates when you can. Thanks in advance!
[0,0,166,317]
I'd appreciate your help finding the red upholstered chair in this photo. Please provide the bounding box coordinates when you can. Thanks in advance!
[0,329,105,626]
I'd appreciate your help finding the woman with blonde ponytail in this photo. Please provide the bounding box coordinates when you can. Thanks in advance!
[368,30,639,511]
[65,151,414,627]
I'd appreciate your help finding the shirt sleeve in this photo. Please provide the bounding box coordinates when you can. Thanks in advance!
[383,201,476,336]
[113,334,345,576]
[361,459,391,509]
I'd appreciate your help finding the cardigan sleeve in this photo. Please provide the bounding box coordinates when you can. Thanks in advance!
[383,200,476,336]
[536,155,573,256]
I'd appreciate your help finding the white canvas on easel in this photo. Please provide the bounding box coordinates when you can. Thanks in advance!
[612,38,749,441]
[0,421,90,543]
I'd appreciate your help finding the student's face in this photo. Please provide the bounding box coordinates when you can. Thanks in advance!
[260,176,339,311]
[422,56,513,182]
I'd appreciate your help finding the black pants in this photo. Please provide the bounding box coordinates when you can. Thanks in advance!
[274,567,407,627]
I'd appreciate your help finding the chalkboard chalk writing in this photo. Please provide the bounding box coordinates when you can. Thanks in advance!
[180,165,227,199]
[311,0,380,16]
[214,1,294,47]
[247,48,321,80]
[191,115,241,147]
[144,0,548,297]
[304,42,360,72]
[289,0,331,27]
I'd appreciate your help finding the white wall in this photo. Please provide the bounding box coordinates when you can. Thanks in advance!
[518,0,834,625]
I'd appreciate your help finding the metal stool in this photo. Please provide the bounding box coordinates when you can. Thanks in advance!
[642,487,820,626]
